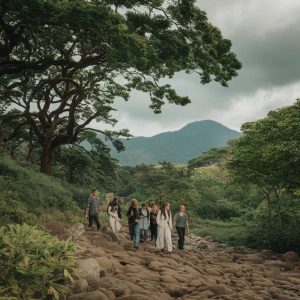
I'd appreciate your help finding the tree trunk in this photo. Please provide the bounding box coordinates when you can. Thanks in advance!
[40,143,55,174]
[26,128,33,161]
[0,127,4,151]
[274,188,282,229]
[263,188,272,225]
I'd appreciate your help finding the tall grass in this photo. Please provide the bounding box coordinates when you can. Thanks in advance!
[0,156,86,225]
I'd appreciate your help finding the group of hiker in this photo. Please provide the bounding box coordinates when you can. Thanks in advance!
[85,189,190,254]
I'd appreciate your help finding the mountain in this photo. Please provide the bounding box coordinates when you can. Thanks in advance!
[109,120,240,166]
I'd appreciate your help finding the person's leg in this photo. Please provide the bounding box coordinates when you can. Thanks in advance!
[150,224,154,240]
[88,214,93,227]
[156,226,164,250]
[129,223,133,240]
[177,227,185,249]
[143,229,148,241]
[116,220,121,236]
[94,214,101,230]
[139,228,143,242]
[165,226,172,253]
[134,223,140,247]
[109,216,115,234]
[176,227,184,250]
[181,227,186,249]
[154,224,158,241]
[132,224,137,246]
[176,226,181,248]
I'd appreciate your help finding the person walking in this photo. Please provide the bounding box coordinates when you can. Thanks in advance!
[139,203,150,242]
[85,188,102,230]
[149,205,158,241]
[108,197,122,237]
[156,202,173,254]
[174,205,189,250]
[127,199,141,248]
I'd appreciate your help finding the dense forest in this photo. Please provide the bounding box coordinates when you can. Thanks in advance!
[0,0,299,299]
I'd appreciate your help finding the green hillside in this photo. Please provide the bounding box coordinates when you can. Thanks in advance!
[110,120,240,165]
[0,156,85,226]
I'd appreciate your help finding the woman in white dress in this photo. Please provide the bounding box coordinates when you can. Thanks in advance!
[156,202,173,254]
[108,197,122,237]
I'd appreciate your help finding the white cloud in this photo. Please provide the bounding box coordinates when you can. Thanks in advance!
[90,1,300,137]
[197,0,300,39]
[209,80,300,131]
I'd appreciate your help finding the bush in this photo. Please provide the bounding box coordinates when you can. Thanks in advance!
[195,198,240,220]
[244,222,300,254]
[0,196,36,226]
[0,224,76,300]
[0,156,83,213]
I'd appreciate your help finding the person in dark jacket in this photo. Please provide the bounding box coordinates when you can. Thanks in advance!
[149,205,158,241]
[127,199,141,248]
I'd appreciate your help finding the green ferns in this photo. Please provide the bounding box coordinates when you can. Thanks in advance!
[0,224,76,300]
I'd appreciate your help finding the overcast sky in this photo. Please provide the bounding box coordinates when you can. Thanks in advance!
[94,0,300,137]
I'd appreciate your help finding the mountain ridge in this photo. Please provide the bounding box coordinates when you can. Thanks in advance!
[109,120,240,166]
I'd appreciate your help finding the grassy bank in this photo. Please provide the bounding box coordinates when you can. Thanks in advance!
[191,218,249,246]
[0,156,86,226]
[191,218,300,254]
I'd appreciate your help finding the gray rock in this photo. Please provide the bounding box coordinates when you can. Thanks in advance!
[70,279,89,294]
[68,223,85,240]
[282,251,299,263]
[77,258,100,278]
[68,291,108,300]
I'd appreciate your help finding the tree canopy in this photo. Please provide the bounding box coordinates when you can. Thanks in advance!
[0,0,241,173]
[228,100,300,225]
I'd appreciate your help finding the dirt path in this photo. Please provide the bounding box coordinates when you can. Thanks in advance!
[43,221,300,300]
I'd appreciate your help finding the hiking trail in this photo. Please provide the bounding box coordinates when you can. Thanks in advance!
[42,221,300,300]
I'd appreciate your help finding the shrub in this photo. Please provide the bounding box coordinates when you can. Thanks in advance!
[0,224,76,300]
[244,222,300,254]
[195,198,240,220]
[0,195,36,226]
[0,156,82,213]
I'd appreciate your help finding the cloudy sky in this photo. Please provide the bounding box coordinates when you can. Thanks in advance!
[96,0,300,137]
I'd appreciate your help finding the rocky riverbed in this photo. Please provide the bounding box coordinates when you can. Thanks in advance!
[42,221,300,300]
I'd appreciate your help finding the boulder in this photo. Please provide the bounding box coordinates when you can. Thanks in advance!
[165,285,191,297]
[70,279,89,294]
[97,288,116,300]
[261,249,274,258]
[244,254,265,264]
[95,257,115,274]
[84,274,99,289]
[160,275,178,283]
[288,276,300,285]
[68,291,108,300]
[117,296,151,300]
[197,290,215,298]
[92,236,123,251]
[41,220,66,236]
[77,258,100,278]
[205,267,223,276]
[207,285,233,295]
[282,251,299,263]
[125,265,146,273]
[67,223,85,240]
[148,261,165,271]
[252,279,274,287]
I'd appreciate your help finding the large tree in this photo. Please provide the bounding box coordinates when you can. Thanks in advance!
[229,100,300,225]
[1,0,241,173]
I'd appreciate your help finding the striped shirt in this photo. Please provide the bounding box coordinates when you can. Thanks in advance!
[86,195,102,215]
